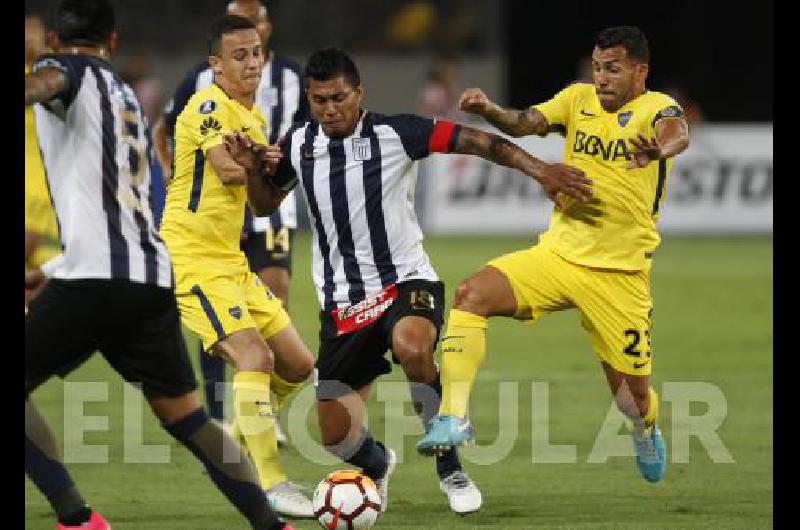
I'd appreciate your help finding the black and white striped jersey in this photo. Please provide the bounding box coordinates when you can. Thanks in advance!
[32,54,172,288]
[281,111,461,310]
[162,54,308,231]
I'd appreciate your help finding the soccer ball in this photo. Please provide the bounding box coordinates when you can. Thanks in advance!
[313,470,382,529]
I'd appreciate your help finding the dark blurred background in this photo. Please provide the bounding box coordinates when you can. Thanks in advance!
[26,0,772,124]
[507,1,773,122]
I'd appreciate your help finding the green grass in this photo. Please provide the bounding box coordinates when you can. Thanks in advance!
[25,234,773,529]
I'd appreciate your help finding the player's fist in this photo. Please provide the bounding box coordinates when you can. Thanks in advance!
[536,163,593,209]
[459,88,495,116]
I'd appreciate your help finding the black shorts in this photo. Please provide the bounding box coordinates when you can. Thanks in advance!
[25,279,198,398]
[315,279,445,400]
[241,225,294,274]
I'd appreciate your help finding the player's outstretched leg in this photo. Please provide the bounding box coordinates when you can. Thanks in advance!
[149,392,292,530]
[392,315,482,514]
[263,325,316,514]
[258,263,295,447]
[217,328,313,518]
[25,400,111,530]
[417,267,518,456]
[602,364,666,483]
[317,385,396,512]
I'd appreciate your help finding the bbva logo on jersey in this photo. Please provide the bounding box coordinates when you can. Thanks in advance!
[573,129,632,162]
[352,138,372,161]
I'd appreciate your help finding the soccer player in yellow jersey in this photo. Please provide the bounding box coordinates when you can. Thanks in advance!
[418,26,690,484]
[25,8,60,303]
[159,15,315,518]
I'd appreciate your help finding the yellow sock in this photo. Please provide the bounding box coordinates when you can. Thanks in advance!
[232,371,286,489]
[628,386,660,436]
[439,309,488,418]
[642,386,660,431]
[270,373,302,412]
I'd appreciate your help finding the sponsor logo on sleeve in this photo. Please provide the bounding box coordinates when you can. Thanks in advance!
[198,100,217,114]
[200,117,222,136]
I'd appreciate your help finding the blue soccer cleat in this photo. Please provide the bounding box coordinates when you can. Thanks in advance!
[632,424,667,483]
[416,415,475,456]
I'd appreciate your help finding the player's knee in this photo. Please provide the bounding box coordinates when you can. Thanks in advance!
[284,354,315,383]
[453,279,489,315]
[396,342,433,369]
[225,337,274,373]
[393,332,434,377]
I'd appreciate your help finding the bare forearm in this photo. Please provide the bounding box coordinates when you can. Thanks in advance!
[658,135,689,159]
[219,168,247,185]
[247,172,284,216]
[25,71,66,106]
[479,105,547,137]
[207,145,248,185]
[655,118,690,160]
[457,128,546,179]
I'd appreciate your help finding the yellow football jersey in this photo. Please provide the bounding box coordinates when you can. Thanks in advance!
[160,83,268,271]
[25,64,61,269]
[533,83,684,271]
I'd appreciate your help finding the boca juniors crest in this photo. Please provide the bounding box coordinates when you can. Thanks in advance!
[617,111,633,127]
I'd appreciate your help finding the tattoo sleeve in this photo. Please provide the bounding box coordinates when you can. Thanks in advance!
[454,126,544,178]
[483,107,549,137]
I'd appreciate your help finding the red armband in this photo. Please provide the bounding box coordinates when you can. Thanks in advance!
[428,120,460,153]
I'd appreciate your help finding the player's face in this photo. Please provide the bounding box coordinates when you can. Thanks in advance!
[25,15,46,64]
[308,75,364,138]
[591,46,648,112]
[211,29,264,96]
[228,2,272,48]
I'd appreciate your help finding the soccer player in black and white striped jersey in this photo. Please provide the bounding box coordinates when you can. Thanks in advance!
[240,48,592,515]
[24,2,292,529]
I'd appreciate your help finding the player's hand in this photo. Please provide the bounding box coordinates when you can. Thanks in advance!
[536,163,593,209]
[627,134,661,168]
[224,132,261,172]
[260,144,283,176]
[459,88,497,117]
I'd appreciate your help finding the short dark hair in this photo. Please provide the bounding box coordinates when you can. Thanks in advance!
[207,14,257,55]
[304,48,361,88]
[55,0,115,46]
[594,26,650,63]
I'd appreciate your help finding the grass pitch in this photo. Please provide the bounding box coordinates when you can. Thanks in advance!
[25,234,773,529]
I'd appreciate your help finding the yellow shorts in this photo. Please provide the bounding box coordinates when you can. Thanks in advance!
[488,244,653,376]
[173,267,291,353]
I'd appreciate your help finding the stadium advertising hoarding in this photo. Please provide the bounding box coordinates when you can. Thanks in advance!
[420,124,773,234]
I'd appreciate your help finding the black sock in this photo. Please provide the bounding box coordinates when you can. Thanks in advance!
[57,506,93,526]
[409,373,464,479]
[164,407,281,530]
[25,400,89,522]
[343,430,388,480]
[199,340,226,421]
